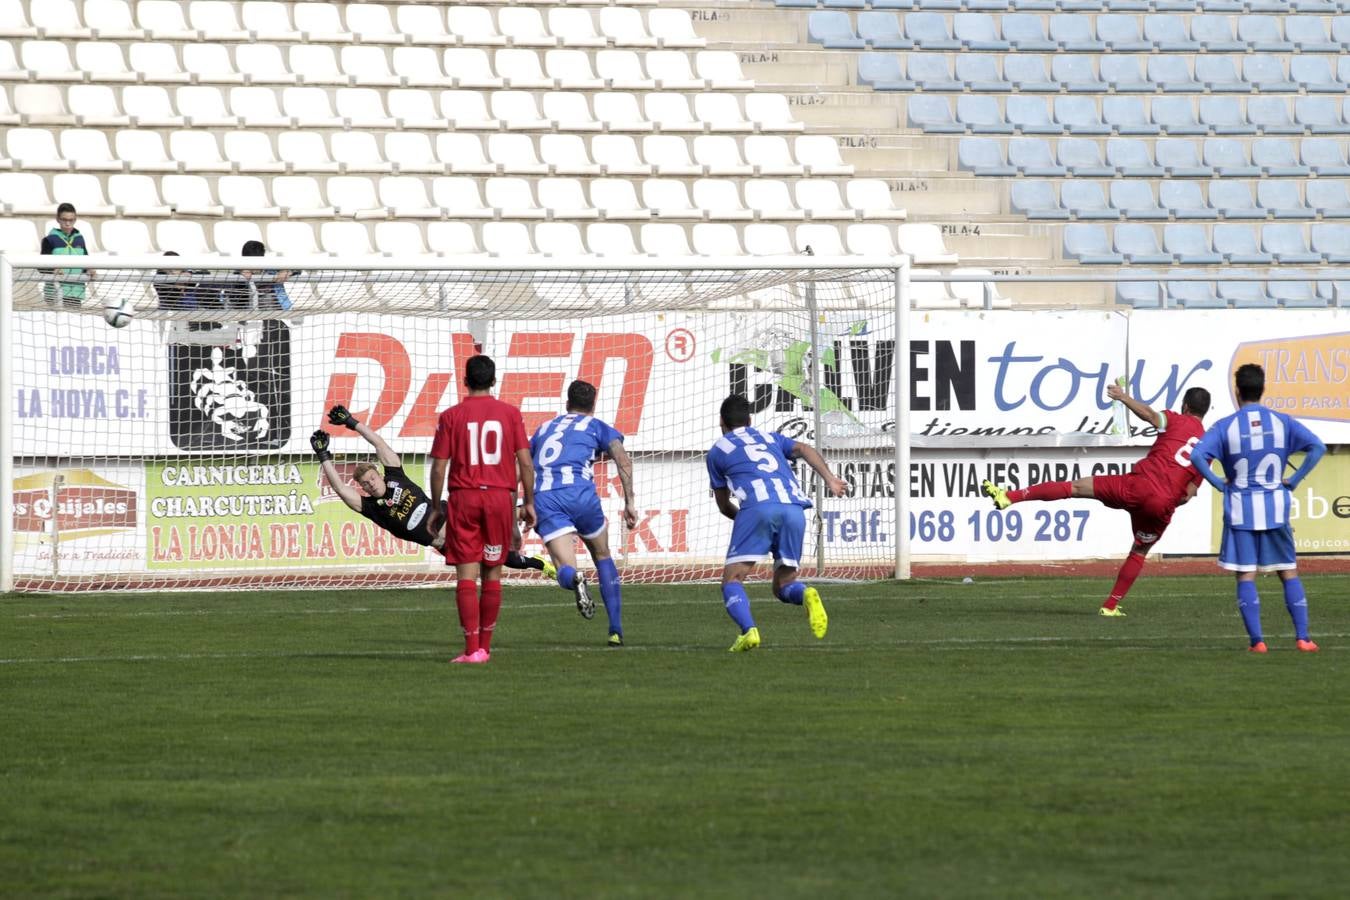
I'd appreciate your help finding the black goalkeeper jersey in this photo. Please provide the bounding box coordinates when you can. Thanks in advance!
[360,465,436,546]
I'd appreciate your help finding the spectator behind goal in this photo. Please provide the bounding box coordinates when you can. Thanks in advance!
[39,202,91,307]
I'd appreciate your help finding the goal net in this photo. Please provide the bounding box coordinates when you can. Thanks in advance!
[0,255,906,592]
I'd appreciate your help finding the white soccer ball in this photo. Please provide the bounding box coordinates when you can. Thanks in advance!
[103,297,135,328]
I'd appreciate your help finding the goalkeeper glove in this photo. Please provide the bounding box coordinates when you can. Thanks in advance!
[328,404,360,430]
[310,429,333,462]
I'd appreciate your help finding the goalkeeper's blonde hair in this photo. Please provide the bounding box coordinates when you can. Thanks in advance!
[353,462,380,480]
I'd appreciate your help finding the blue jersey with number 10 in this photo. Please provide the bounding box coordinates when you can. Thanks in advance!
[530,413,624,495]
[706,426,812,510]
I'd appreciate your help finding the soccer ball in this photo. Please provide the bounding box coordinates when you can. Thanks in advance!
[103,297,135,328]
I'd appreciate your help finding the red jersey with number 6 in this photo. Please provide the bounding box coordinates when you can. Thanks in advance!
[431,395,528,491]
[1130,410,1206,500]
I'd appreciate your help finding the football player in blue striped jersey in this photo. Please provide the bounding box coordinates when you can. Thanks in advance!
[1192,364,1327,653]
[706,394,847,652]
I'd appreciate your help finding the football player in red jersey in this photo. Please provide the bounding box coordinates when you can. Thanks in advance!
[429,355,535,664]
[983,381,1212,617]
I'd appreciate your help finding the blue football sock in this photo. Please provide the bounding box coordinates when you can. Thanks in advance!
[1237,580,1262,645]
[557,564,577,591]
[722,582,755,632]
[596,557,623,636]
[1282,577,1310,641]
[775,581,806,606]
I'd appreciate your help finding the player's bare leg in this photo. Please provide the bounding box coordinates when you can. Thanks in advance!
[582,531,624,646]
[545,534,594,619]
[772,565,827,639]
[722,561,760,651]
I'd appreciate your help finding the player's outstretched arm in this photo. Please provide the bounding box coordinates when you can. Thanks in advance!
[607,439,639,529]
[311,430,364,513]
[1106,382,1162,429]
[790,442,848,498]
[329,405,401,468]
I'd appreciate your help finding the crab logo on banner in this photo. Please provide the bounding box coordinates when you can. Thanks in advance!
[1231,333,1350,424]
[12,469,138,539]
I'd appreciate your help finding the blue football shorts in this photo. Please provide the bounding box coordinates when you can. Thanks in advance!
[534,486,607,544]
[1218,524,1298,573]
[726,502,806,569]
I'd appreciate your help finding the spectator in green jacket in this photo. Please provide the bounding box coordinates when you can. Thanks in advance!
[39,203,92,307]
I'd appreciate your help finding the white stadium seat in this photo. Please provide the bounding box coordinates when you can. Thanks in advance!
[744,223,796,256]
[235,44,295,84]
[744,136,804,176]
[647,10,706,49]
[228,86,289,127]
[218,175,280,217]
[100,220,154,254]
[538,178,599,220]
[596,50,655,91]
[446,6,504,46]
[331,132,391,174]
[745,95,804,132]
[377,176,439,218]
[795,223,848,256]
[121,85,179,127]
[7,128,67,171]
[896,223,958,264]
[431,177,492,218]
[481,222,536,257]
[642,135,702,176]
[535,222,589,257]
[595,93,653,132]
[498,8,557,48]
[795,180,854,221]
[442,49,502,88]
[60,129,122,172]
[271,175,336,218]
[0,218,41,253]
[278,132,339,173]
[21,41,81,82]
[31,0,91,40]
[128,41,187,82]
[845,223,897,256]
[383,132,443,174]
[696,51,753,90]
[591,178,651,219]
[266,221,322,256]
[485,177,545,218]
[694,94,754,133]
[591,135,650,176]
[84,1,143,41]
[0,172,53,215]
[68,85,130,127]
[846,179,906,220]
[693,135,754,176]
[396,6,452,45]
[321,223,375,258]
[75,43,135,83]
[693,180,753,221]
[340,47,399,87]
[114,130,176,172]
[641,179,700,219]
[13,84,76,127]
[346,4,401,44]
[745,179,804,221]
[440,91,498,129]
[392,48,447,87]
[54,173,116,216]
[292,2,349,43]
[646,50,704,90]
[599,8,657,48]
[328,175,382,218]
[336,88,396,129]
[214,221,265,255]
[0,0,36,39]
[795,136,853,176]
[175,131,232,172]
[542,92,601,131]
[374,221,430,257]
[282,86,343,128]
[692,223,745,256]
[486,134,549,175]
[189,2,249,41]
[161,174,222,216]
[387,89,447,129]
[547,9,606,48]
[496,49,554,90]
[183,44,242,84]
[587,222,642,257]
[427,222,486,258]
[289,45,344,85]
[491,91,549,131]
[640,223,695,257]
[436,133,497,174]
[544,50,604,90]
[240,2,301,42]
[220,132,282,174]
[539,135,600,175]
[644,93,701,133]
[137,1,202,41]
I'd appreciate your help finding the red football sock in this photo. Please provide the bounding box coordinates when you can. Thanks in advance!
[455,579,480,655]
[479,580,503,652]
[1009,481,1073,504]
[1103,552,1147,609]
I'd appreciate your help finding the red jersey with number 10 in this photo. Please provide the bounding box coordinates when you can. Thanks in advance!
[1130,410,1206,501]
[430,395,529,492]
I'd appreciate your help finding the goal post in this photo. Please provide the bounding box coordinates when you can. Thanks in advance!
[0,254,910,593]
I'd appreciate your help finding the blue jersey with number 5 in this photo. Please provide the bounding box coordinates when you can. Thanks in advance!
[530,413,624,495]
[707,426,812,510]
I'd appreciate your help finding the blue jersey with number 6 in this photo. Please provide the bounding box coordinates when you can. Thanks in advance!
[530,413,623,495]
[706,426,812,510]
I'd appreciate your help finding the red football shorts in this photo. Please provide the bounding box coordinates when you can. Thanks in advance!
[1092,473,1177,546]
[443,488,513,566]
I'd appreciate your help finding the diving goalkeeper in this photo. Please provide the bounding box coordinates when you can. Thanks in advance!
[311,405,550,573]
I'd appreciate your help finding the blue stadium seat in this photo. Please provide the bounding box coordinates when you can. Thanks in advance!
[1290,57,1343,93]
[1262,223,1320,262]
[956,55,1011,92]
[1249,97,1302,136]
[1150,56,1202,93]
[1115,223,1173,263]
[1169,270,1227,309]
[776,0,819,8]
[1192,16,1245,52]
[1157,138,1212,177]
[906,13,961,49]
[858,53,915,91]
[959,95,1014,133]
[1064,180,1117,219]
[1286,16,1339,52]
[1105,0,1152,10]
[1238,15,1295,52]
[907,95,962,132]
[954,13,1010,50]
[909,55,961,91]
[1101,55,1151,92]
[808,12,867,49]
[1098,15,1151,50]
[1005,55,1057,92]
[1060,0,1105,10]
[1109,138,1165,176]
[1009,0,1057,9]
[1164,226,1223,263]
[1315,280,1349,306]
[1214,224,1273,262]
[1106,96,1159,134]
[1055,96,1109,134]
[959,138,1016,176]
[1291,0,1339,12]
[1007,95,1058,133]
[1011,180,1069,219]
[1052,55,1104,93]
[1204,138,1260,176]
[1050,14,1106,51]
[1217,270,1276,309]
[1194,56,1248,93]
[1303,98,1350,134]
[1009,138,1066,175]
[1160,181,1219,220]
[1270,274,1324,307]
[1116,269,1163,308]
[1209,181,1267,220]
[1153,97,1206,135]
[967,0,1012,10]
[1144,15,1200,52]
[1306,180,1350,218]
[822,0,868,9]
[1301,138,1350,175]
[1250,139,1308,177]
[1332,57,1350,90]
[1112,181,1168,220]
[1311,223,1350,261]
[1003,15,1056,51]
[1332,15,1350,49]
[1257,181,1310,218]
[1200,0,1246,17]
[857,12,912,49]
[1063,223,1125,263]
[1057,138,1113,176]
[1202,97,1258,135]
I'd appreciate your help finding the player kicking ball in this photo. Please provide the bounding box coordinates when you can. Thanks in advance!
[707,394,848,652]
[530,380,638,647]
[982,380,1211,618]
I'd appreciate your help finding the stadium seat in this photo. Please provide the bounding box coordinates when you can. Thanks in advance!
[640,223,694,257]
[796,136,853,175]
[1204,138,1260,177]
[1315,279,1350,306]
[686,135,747,177]
[690,179,750,220]
[897,223,957,263]
[1306,180,1350,218]
[959,138,1016,176]
[1151,97,1204,135]
[956,95,1010,134]
[1050,14,1106,51]
[742,223,796,256]
[31,0,90,39]
[954,13,1010,50]
[691,223,745,256]
[1151,55,1202,92]
[1112,181,1168,220]
[161,174,222,216]
[214,220,264,256]
[278,132,338,174]
[1209,181,1264,220]
[1311,223,1350,261]
[431,177,491,218]
[426,222,486,258]
[645,93,701,133]
[586,223,642,259]
[1150,139,1206,178]
[1286,16,1339,52]
[795,223,848,257]
[491,92,549,131]
[541,92,600,132]
[1052,56,1103,93]
[743,136,803,176]
[907,95,961,132]
[742,179,801,221]
[544,50,604,90]
[218,175,279,217]
[1006,96,1060,134]
[485,177,545,219]
[649,10,706,49]
[809,11,867,48]
[78,42,138,83]
[1168,270,1226,309]
[1109,138,1165,177]
[858,53,913,91]
[546,9,604,49]
[100,220,153,254]
[442,49,503,88]
[6,128,66,171]
[1116,269,1163,308]
[640,179,696,219]
[1010,138,1067,176]
[1056,138,1112,176]
[906,13,960,49]
[1101,55,1150,93]
[1193,16,1245,52]
[432,133,496,176]
[1197,97,1253,135]
[1263,223,1319,263]
[59,129,120,172]
[1161,181,1218,220]
[590,135,649,177]
[637,135,698,176]
[1099,14,1150,50]
[1238,15,1294,52]
[0,172,52,215]
[1302,138,1350,175]
[1105,96,1159,135]
[1063,223,1124,264]
[1217,269,1275,308]
[1244,56,1297,92]
[950,55,1003,93]
[498,7,556,48]
[154,221,209,257]
[272,175,335,218]
[1252,139,1310,177]
[1115,223,1172,263]
[1257,181,1309,219]
[857,11,911,49]
[595,49,654,90]
[1247,97,1299,135]
[392,48,448,87]
[239,2,300,42]
[1062,181,1116,220]
[1291,56,1343,95]
[1164,224,1223,263]
[1056,96,1109,135]
[110,130,171,174]
[532,221,588,258]
[598,8,657,48]
[1144,15,1200,52]
[1214,224,1272,262]
[910,55,961,92]
[481,222,537,257]
[1270,275,1325,308]
[291,45,345,85]
[1004,55,1056,92]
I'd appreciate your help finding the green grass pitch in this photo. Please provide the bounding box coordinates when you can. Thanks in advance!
[4,573,1350,898]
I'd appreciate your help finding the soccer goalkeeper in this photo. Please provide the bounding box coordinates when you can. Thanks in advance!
[311,405,552,574]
